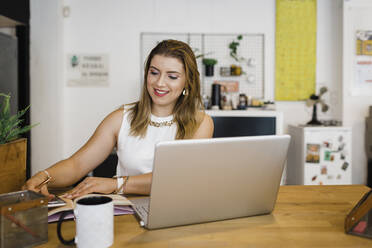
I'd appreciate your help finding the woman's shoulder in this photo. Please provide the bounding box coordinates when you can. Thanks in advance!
[196,110,213,123]
[103,104,134,132]
[192,111,214,139]
[108,103,135,119]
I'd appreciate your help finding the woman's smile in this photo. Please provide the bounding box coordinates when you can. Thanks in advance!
[154,88,170,97]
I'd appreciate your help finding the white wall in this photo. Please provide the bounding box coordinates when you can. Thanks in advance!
[31,0,368,184]
[30,0,64,174]
[343,0,372,184]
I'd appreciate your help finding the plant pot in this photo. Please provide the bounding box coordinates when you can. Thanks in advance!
[0,138,27,194]
[205,65,215,77]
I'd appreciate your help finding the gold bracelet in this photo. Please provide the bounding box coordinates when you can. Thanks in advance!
[36,170,52,189]
[42,170,51,180]
[115,176,130,194]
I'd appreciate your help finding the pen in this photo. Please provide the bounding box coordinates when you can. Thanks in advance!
[35,177,51,190]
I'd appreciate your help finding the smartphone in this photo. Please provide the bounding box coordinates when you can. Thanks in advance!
[48,195,67,208]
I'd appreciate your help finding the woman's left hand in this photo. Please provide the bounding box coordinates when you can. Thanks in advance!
[62,177,117,199]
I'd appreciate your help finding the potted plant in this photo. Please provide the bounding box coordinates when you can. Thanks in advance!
[202,58,218,77]
[228,35,247,76]
[229,34,243,63]
[0,93,38,193]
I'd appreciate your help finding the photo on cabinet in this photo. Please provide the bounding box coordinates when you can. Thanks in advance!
[340,153,345,160]
[356,30,372,55]
[324,151,331,161]
[321,166,327,175]
[342,162,350,171]
[306,144,320,163]
[312,175,317,181]
[338,142,345,151]
[323,141,332,149]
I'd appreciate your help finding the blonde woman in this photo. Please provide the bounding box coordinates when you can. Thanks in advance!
[23,40,214,198]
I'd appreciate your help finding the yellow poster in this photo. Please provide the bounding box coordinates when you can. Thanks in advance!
[275,0,317,101]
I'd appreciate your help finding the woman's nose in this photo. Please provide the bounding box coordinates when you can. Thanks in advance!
[155,74,167,87]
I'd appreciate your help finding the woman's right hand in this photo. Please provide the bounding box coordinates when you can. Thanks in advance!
[22,171,54,199]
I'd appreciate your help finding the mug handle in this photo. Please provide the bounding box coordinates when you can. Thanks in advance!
[57,210,75,246]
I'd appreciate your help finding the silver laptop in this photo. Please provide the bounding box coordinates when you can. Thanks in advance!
[131,135,291,229]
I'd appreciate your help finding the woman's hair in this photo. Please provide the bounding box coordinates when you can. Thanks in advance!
[127,39,203,139]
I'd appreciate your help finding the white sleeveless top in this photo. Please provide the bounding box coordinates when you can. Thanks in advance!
[115,110,177,176]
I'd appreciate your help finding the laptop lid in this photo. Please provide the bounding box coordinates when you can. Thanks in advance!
[147,135,290,229]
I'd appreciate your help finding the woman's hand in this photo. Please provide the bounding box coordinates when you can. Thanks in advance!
[22,172,55,199]
[62,177,117,199]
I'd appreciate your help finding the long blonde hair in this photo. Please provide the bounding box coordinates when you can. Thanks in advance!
[127,39,203,139]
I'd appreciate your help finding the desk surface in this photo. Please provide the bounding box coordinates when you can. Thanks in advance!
[39,185,372,247]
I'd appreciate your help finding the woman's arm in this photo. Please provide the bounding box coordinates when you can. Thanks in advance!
[30,111,214,198]
[23,108,124,196]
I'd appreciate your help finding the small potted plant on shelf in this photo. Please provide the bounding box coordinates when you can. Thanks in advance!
[229,34,243,63]
[228,34,247,76]
[202,58,218,77]
[0,93,38,193]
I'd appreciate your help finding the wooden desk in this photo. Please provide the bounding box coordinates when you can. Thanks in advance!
[39,185,372,247]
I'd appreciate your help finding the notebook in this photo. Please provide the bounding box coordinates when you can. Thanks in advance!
[131,135,291,229]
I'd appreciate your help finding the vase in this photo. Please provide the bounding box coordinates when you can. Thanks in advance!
[205,65,214,77]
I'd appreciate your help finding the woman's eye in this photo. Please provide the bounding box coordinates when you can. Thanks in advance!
[169,75,178,80]
[150,71,158,75]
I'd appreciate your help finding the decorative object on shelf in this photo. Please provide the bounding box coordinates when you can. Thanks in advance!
[228,35,248,77]
[263,101,276,110]
[237,93,248,110]
[247,58,256,67]
[202,58,218,77]
[221,93,233,110]
[202,94,211,110]
[220,67,231,76]
[211,84,221,109]
[0,93,38,194]
[229,35,243,62]
[246,74,256,83]
[305,87,329,126]
[251,98,263,107]
[213,81,239,93]
[230,64,242,76]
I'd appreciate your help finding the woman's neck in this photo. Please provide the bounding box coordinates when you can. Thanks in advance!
[151,105,174,117]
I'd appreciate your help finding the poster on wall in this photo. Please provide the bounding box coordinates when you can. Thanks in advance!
[275,0,317,101]
[352,31,372,96]
[67,54,109,87]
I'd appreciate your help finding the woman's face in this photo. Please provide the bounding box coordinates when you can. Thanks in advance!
[147,55,186,115]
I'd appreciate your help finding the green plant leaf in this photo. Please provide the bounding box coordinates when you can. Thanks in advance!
[0,93,38,144]
[0,93,11,118]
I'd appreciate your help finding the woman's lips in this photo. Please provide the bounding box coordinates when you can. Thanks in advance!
[154,89,169,97]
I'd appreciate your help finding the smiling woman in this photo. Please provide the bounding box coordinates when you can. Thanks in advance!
[23,40,214,199]
[147,56,186,118]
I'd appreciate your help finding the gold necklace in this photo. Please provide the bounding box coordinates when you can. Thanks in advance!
[149,119,175,127]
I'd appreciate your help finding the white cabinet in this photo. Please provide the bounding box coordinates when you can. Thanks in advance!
[287,125,352,185]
